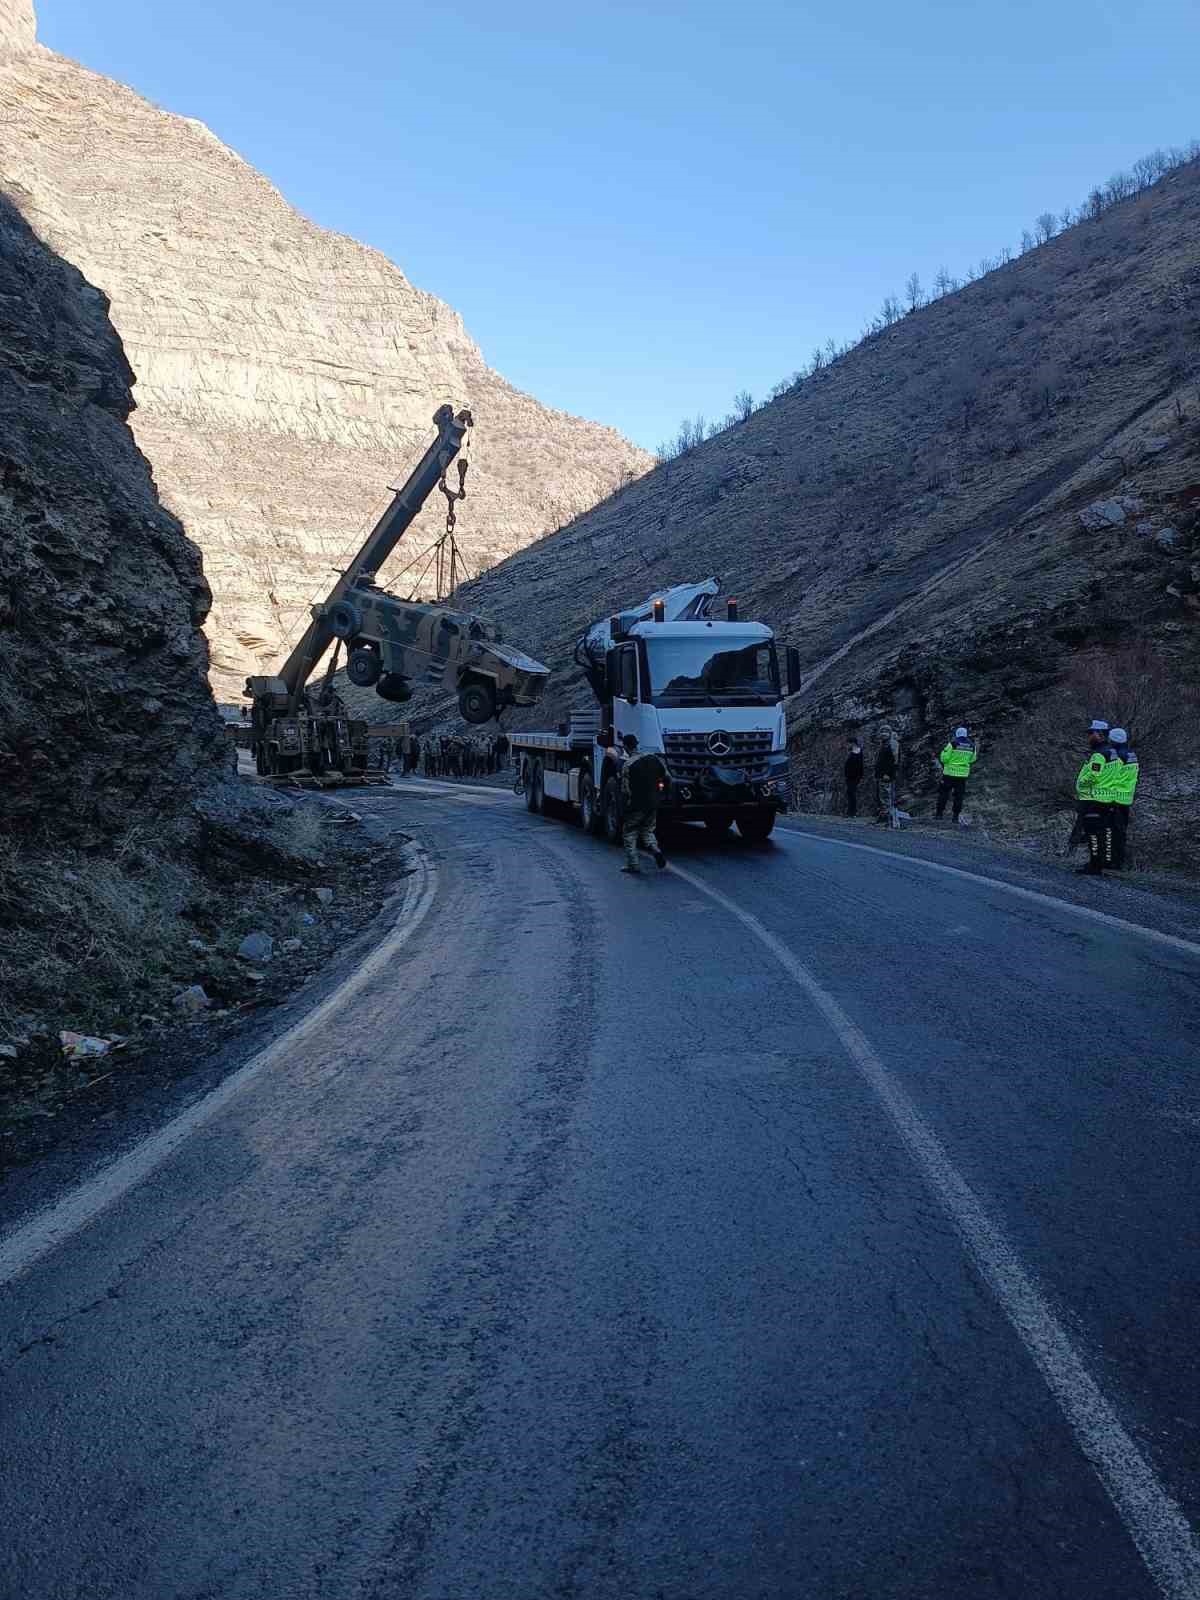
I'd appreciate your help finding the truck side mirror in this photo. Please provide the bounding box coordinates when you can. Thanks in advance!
[786,647,802,697]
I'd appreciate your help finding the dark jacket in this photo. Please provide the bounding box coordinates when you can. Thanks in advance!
[624,752,669,812]
[874,737,898,781]
[844,749,864,784]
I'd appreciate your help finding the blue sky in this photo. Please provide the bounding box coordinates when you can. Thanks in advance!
[37,0,1198,451]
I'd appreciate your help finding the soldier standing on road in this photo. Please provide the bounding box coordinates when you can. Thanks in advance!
[1075,720,1119,876]
[1104,728,1139,869]
[844,738,864,817]
[874,727,900,824]
[614,734,668,876]
[935,726,977,826]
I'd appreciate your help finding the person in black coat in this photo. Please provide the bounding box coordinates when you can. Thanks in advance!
[844,738,864,816]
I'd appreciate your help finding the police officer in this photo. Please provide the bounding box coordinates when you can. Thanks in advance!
[1105,728,1139,869]
[1075,719,1119,875]
[936,725,977,825]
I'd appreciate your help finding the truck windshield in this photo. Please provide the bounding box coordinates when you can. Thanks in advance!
[646,638,781,705]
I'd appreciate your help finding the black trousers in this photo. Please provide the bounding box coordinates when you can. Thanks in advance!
[1111,806,1130,868]
[936,775,966,818]
[846,781,859,817]
[1083,804,1115,871]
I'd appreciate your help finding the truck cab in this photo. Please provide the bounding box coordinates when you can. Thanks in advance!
[599,612,792,840]
[512,581,798,846]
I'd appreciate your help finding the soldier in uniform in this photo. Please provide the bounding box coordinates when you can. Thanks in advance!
[612,734,669,876]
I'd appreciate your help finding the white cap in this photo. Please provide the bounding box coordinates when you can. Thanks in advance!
[1089,718,1110,733]
[1109,727,1127,744]
[954,726,968,738]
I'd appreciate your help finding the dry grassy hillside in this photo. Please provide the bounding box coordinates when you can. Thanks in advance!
[379,157,1200,869]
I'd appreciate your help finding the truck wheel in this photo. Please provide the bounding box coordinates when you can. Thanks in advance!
[704,812,734,836]
[579,774,601,834]
[254,743,268,776]
[527,760,544,814]
[737,809,777,843]
[346,646,382,688]
[459,678,497,725]
[602,776,623,844]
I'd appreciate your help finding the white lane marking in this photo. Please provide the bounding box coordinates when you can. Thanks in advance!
[0,846,439,1288]
[776,826,1200,961]
[669,858,1200,1600]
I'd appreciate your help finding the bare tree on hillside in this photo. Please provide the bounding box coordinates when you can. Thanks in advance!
[905,272,924,312]
[734,389,754,422]
[1035,211,1058,244]
[933,266,955,297]
[880,294,902,326]
[946,359,981,432]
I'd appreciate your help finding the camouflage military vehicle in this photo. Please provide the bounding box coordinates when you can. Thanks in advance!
[246,406,550,781]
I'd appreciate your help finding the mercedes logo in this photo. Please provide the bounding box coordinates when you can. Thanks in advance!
[707,731,732,756]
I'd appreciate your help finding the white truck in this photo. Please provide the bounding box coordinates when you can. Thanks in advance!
[511,579,800,844]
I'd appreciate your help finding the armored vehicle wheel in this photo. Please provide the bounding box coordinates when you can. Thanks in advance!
[459,677,497,725]
[704,812,734,836]
[347,646,382,688]
[602,775,623,844]
[327,599,362,639]
[376,672,413,703]
[254,743,269,776]
[579,774,602,835]
[737,809,777,843]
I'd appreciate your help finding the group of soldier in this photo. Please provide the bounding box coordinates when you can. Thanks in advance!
[377,731,511,780]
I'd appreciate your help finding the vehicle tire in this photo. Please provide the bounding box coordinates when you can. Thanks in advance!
[527,760,544,814]
[704,811,734,836]
[579,774,601,835]
[254,743,268,776]
[737,809,777,843]
[376,671,413,704]
[327,599,362,640]
[346,645,382,688]
[459,677,497,725]
[603,775,623,844]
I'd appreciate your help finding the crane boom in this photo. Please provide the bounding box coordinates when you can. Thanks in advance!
[276,404,472,708]
[244,404,549,785]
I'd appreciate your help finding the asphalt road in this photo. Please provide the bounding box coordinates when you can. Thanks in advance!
[2,781,1199,1600]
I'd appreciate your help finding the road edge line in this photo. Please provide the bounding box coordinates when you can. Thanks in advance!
[776,825,1200,960]
[0,843,439,1289]
[669,859,1200,1600]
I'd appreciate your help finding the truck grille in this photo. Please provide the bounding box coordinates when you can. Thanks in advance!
[662,730,774,781]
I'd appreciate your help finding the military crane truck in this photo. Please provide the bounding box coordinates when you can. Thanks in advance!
[511,579,801,844]
[246,405,550,780]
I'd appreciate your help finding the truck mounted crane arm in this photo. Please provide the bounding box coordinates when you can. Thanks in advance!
[273,404,472,710]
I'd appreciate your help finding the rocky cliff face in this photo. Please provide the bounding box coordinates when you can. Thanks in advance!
[0,0,32,56]
[0,191,230,846]
[0,1,651,697]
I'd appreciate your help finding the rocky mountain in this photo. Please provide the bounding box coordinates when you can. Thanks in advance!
[0,0,651,698]
[429,159,1200,864]
[0,189,229,846]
